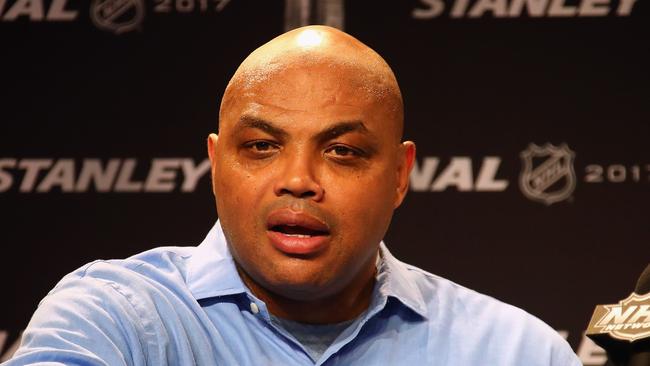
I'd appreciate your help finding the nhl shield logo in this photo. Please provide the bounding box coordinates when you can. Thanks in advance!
[91,0,144,34]
[519,143,576,205]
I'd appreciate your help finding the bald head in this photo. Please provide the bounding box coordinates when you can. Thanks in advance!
[220,25,404,140]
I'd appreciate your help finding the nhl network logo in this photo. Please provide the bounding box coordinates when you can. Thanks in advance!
[91,0,144,34]
[519,143,576,205]
[588,292,650,342]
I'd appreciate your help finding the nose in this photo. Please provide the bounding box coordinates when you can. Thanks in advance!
[273,152,324,201]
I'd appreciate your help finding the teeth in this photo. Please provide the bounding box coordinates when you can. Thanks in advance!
[284,233,312,238]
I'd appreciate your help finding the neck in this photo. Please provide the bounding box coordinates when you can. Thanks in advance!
[237,256,377,324]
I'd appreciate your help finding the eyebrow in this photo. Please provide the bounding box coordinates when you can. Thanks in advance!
[314,121,370,143]
[236,115,371,142]
[236,116,289,140]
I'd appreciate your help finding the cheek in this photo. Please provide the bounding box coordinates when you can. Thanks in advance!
[324,165,396,230]
[214,160,271,262]
[215,155,269,202]
[214,160,262,225]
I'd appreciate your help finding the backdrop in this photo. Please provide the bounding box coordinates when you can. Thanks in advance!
[1,0,648,364]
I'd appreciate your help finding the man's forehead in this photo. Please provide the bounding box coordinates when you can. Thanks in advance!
[238,99,368,118]
[220,71,400,142]
[235,55,391,97]
[239,65,380,106]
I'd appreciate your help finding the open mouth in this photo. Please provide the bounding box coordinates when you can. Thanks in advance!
[266,209,331,255]
[269,224,329,238]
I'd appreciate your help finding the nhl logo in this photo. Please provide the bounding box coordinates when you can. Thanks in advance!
[588,292,650,342]
[91,0,144,34]
[519,143,576,205]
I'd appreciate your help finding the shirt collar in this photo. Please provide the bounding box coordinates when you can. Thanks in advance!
[376,242,429,318]
[186,221,248,300]
[187,221,429,318]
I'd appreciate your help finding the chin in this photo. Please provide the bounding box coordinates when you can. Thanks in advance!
[264,272,338,301]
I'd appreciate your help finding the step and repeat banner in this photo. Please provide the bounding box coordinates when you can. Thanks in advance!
[1,0,648,364]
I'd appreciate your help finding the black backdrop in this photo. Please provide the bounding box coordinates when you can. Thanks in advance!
[1,0,648,364]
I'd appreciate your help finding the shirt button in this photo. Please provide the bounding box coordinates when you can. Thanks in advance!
[250,302,259,314]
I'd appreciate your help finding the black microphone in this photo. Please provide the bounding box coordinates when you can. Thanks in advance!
[636,264,650,296]
[587,264,650,366]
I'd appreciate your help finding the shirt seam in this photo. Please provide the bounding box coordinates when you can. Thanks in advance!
[76,263,153,365]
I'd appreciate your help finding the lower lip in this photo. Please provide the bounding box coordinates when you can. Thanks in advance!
[266,230,329,255]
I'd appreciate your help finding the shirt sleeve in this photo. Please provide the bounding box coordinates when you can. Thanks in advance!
[551,336,583,366]
[4,271,150,366]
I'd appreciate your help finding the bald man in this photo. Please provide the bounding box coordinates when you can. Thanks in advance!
[6,26,581,365]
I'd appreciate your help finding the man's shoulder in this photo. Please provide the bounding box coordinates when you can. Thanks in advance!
[37,245,207,338]
[10,246,214,365]
[50,246,198,301]
[394,261,578,363]
[402,262,555,333]
[74,245,193,277]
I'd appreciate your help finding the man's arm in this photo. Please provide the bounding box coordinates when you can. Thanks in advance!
[5,273,149,366]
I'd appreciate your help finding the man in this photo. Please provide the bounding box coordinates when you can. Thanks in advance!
[5,26,581,365]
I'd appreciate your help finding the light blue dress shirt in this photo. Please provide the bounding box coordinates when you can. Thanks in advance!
[6,222,581,365]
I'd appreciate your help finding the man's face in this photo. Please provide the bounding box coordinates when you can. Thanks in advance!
[209,62,411,301]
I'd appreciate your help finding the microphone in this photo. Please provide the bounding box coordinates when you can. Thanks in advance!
[587,264,650,366]
[637,264,650,296]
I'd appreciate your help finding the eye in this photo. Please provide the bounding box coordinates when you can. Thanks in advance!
[325,144,363,159]
[242,140,279,157]
[250,141,274,151]
[331,146,356,156]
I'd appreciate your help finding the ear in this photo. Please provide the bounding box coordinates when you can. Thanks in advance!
[207,133,219,195]
[394,141,416,208]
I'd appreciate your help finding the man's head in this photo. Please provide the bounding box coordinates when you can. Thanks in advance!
[208,26,415,315]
